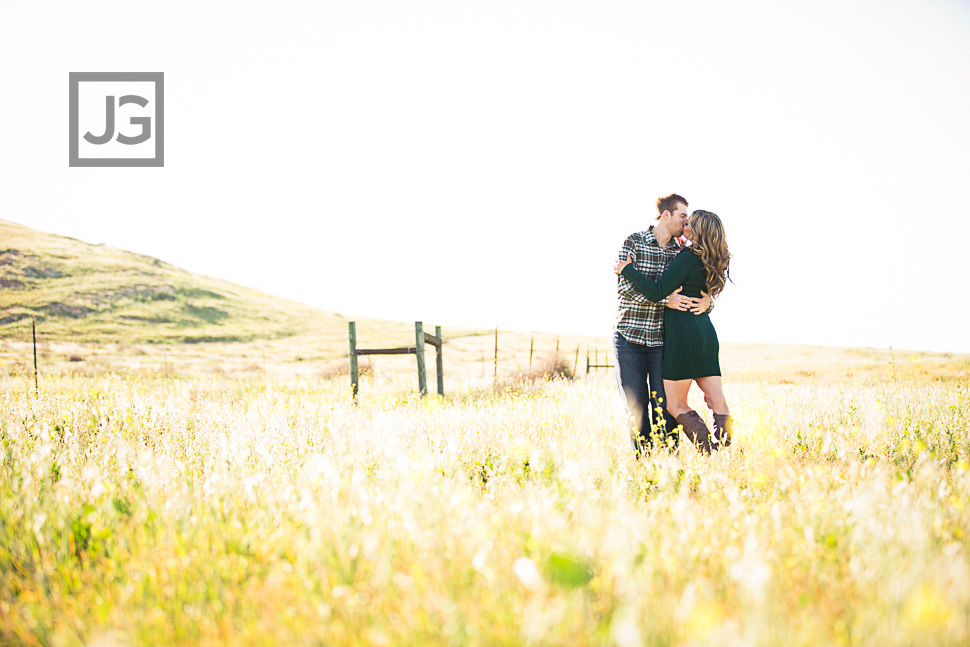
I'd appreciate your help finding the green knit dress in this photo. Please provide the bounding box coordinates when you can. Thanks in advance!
[620,248,721,381]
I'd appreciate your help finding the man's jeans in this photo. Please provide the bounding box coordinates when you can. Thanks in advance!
[613,331,679,454]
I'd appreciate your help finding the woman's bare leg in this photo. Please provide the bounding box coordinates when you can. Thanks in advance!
[695,376,729,415]
[696,376,732,447]
[662,379,692,417]
[665,378,713,451]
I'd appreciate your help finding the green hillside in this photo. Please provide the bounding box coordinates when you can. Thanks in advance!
[0,219,346,344]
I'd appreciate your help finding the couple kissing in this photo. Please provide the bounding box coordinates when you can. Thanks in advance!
[613,193,733,456]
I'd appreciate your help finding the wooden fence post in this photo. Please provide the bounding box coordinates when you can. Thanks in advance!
[415,321,427,395]
[435,325,444,396]
[493,328,498,381]
[529,338,534,369]
[574,345,579,375]
[31,316,38,396]
[348,322,359,401]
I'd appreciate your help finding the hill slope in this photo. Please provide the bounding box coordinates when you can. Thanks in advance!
[0,219,346,344]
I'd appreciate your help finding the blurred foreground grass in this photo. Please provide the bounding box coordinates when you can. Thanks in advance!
[2,370,969,646]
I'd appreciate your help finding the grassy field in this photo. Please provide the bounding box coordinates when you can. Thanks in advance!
[1,348,969,646]
[4,219,970,645]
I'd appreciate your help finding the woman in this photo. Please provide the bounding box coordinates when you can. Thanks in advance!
[613,210,732,452]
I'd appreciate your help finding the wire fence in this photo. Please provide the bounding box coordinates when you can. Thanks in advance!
[0,318,617,392]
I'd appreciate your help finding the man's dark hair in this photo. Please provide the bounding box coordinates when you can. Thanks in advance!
[656,193,688,218]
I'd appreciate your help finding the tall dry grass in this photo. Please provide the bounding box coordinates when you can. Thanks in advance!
[1,371,968,646]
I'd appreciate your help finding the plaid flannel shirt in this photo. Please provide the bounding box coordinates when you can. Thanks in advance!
[614,226,682,347]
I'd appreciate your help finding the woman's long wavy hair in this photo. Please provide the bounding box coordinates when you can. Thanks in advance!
[688,210,731,297]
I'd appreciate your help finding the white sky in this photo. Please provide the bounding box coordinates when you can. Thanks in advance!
[2,0,969,352]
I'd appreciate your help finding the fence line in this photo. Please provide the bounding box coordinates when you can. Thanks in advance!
[586,346,615,374]
[1,320,615,389]
[486,331,615,379]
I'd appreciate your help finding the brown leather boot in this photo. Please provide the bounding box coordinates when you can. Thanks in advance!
[676,410,712,454]
[712,413,733,449]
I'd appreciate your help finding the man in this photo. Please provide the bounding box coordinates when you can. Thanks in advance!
[614,193,711,455]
